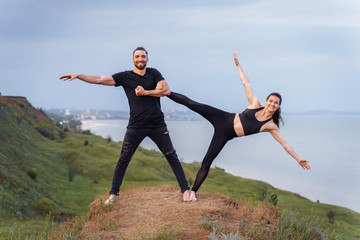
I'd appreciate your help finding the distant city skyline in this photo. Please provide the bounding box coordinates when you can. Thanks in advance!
[1,0,359,113]
[47,106,360,118]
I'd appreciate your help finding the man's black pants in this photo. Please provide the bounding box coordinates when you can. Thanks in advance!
[109,126,190,195]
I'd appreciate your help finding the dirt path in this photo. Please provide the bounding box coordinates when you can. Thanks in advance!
[81,185,279,240]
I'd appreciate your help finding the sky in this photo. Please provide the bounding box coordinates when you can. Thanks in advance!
[1,0,359,113]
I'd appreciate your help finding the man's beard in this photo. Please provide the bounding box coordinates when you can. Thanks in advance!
[135,62,147,70]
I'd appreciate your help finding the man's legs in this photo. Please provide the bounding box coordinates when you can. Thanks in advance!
[109,128,146,196]
[148,127,190,200]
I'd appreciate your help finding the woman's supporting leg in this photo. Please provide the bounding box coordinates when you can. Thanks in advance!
[191,130,229,193]
[168,91,237,195]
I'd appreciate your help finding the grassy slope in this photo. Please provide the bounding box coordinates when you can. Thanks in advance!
[0,96,359,239]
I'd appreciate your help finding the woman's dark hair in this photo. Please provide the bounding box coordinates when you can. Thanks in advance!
[266,92,284,128]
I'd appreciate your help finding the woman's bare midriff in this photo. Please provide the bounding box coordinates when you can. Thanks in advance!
[233,114,245,137]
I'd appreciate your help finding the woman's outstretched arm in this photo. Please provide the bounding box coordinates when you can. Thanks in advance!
[232,52,260,107]
[269,128,311,170]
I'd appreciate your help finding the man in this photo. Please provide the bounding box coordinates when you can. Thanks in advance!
[60,47,190,203]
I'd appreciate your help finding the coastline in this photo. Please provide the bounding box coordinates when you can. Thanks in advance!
[81,117,360,213]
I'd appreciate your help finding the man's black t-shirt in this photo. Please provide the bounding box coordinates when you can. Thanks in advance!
[112,67,166,128]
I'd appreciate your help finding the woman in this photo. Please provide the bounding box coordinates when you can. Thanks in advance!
[168,52,310,201]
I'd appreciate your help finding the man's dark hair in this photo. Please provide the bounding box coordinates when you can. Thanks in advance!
[133,46,148,57]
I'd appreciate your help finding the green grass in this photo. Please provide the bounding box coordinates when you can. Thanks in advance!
[140,224,182,240]
[196,167,360,239]
[1,97,360,239]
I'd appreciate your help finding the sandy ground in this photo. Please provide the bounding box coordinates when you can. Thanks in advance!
[80,185,279,240]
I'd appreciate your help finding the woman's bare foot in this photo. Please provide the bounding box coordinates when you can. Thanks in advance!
[190,191,197,202]
[183,190,190,202]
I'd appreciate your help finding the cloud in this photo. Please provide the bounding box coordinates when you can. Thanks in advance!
[0,0,359,112]
[178,0,360,28]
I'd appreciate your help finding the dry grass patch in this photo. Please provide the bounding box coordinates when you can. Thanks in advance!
[55,185,280,239]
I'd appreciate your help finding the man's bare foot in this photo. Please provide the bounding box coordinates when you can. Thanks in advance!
[183,190,190,202]
[104,194,116,205]
[190,191,197,202]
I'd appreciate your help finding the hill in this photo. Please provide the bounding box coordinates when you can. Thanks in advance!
[0,95,118,238]
[49,185,353,240]
[1,95,360,239]
[68,185,280,240]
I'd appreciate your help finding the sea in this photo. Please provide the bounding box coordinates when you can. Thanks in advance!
[82,114,360,213]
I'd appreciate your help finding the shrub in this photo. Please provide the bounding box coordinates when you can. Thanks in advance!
[272,209,341,240]
[33,197,58,214]
[0,108,6,120]
[199,217,223,234]
[326,211,335,224]
[262,188,278,206]
[68,165,78,182]
[35,126,55,140]
[27,169,38,180]
[82,130,92,135]
[58,130,66,139]
[18,103,25,109]
[200,218,247,240]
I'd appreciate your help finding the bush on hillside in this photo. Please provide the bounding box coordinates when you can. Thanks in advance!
[262,188,278,206]
[35,126,55,140]
[27,169,38,180]
[327,211,335,224]
[0,107,6,120]
[81,129,92,135]
[68,165,78,182]
[58,130,66,139]
[33,197,58,214]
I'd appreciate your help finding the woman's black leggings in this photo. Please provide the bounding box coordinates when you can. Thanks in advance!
[168,92,237,192]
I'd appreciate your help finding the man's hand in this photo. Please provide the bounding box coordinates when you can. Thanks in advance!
[135,86,147,96]
[59,74,78,81]
[298,159,311,170]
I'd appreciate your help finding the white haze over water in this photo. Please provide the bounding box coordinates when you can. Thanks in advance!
[82,114,360,213]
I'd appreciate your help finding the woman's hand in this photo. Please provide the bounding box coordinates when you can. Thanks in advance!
[232,52,240,67]
[298,159,311,170]
[155,82,163,90]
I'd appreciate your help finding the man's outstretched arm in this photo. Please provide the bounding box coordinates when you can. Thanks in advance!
[60,74,115,86]
[135,80,170,97]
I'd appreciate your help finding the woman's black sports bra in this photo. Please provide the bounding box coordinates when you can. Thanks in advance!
[238,107,272,136]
